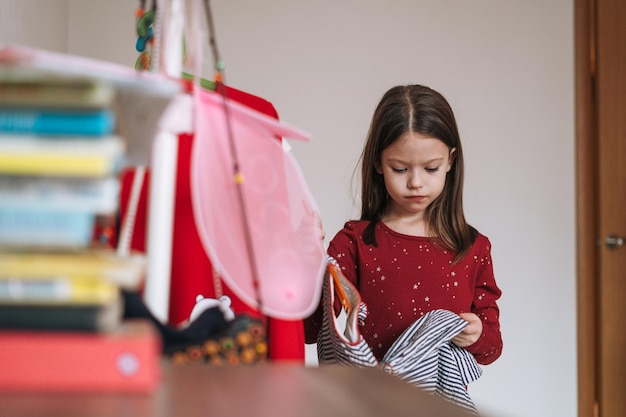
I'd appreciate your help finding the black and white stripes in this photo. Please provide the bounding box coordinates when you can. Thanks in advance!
[317,258,378,368]
[317,257,482,414]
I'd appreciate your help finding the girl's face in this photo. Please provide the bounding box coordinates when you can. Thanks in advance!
[376,131,454,219]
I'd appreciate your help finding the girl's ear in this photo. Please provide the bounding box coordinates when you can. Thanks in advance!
[447,148,457,172]
[374,160,383,174]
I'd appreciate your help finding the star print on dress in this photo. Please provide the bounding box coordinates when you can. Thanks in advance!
[323,220,502,365]
[316,263,483,414]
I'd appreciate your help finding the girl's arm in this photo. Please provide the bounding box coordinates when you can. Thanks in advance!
[463,238,503,365]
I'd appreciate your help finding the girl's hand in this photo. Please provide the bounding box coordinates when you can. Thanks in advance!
[452,312,483,347]
[318,216,326,241]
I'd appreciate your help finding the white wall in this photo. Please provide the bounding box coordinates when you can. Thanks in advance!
[0,0,68,52]
[209,3,577,416]
[0,1,576,416]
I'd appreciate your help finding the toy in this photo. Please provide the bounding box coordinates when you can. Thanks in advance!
[168,294,267,365]
[189,294,235,323]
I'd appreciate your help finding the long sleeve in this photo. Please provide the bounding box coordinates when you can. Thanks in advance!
[464,238,502,365]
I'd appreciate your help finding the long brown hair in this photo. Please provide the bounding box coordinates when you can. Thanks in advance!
[359,85,476,262]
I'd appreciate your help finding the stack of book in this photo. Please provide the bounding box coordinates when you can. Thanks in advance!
[0,75,122,247]
[0,72,160,393]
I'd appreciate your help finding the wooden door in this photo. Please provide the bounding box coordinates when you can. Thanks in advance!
[576,0,626,416]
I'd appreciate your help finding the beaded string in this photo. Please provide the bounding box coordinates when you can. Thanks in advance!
[135,0,157,71]
[202,0,264,314]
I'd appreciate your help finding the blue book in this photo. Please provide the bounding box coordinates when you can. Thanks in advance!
[0,108,115,136]
[0,205,95,248]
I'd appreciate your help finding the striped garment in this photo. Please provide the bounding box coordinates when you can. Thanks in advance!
[317,257,483,414]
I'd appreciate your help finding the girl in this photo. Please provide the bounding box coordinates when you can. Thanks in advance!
[305,85,502,366]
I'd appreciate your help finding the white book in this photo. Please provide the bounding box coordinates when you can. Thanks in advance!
[0,176,119,213]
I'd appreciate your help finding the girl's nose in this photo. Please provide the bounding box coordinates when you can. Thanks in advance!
[407,171,423,189]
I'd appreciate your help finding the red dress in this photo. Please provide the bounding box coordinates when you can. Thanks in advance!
[307,220,502,365]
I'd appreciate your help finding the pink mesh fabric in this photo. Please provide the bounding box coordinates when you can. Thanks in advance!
[190,88,325,319]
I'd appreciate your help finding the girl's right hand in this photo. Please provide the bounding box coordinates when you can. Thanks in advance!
[452,312,483,347]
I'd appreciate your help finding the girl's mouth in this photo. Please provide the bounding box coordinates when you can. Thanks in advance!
[407,195,426,202]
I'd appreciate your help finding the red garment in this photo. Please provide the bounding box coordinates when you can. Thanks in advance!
[307,220,502,365]
[118,86,304,362]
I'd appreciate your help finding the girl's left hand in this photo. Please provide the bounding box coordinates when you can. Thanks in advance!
[452,312,483,347]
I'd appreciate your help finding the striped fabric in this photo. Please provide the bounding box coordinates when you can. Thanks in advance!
[317,258,378,368]
[317,257,482,414]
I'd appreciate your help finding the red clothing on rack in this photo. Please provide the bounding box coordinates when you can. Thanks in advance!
[117,86,304,362]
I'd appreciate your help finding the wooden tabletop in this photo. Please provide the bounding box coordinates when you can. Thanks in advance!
[0,363,477,417]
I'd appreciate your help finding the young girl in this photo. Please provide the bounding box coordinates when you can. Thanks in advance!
[305,84,502,366]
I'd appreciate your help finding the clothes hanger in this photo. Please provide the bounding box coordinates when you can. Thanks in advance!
[328,262,352,313]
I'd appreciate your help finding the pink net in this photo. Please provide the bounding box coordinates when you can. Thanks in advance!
[190,88,326,319]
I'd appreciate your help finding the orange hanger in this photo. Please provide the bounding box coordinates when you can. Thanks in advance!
[328,263,352,313]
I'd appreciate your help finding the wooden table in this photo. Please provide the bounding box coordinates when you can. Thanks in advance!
[0,363,477,417]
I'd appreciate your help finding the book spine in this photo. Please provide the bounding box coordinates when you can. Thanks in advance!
[0,252,146,290]
[0,176,119,213]
[0,301,122,332]
[0,79,115,109]
[0,320,161,393]
[0,109,115,136]
[0,135,124,177]
[0,207,95,247]
[0,275,119,305]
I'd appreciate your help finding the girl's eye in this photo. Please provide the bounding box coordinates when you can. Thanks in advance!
[425,167,440,173]
[391,167,407,173]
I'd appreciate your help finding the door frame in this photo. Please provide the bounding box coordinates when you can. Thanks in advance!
[575,0,599,416]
